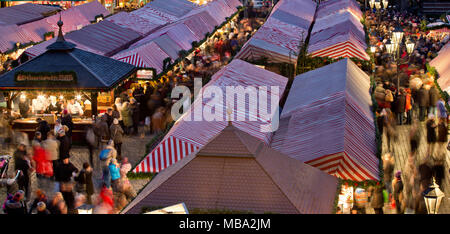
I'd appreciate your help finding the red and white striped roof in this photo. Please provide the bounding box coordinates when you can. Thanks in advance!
[112,42,171,72]
[431,42,450,92]
[134,59,288,173]
[308,11,369,60]
[271,59,379,181]
[235,0,315,64]
[115,0,241,69]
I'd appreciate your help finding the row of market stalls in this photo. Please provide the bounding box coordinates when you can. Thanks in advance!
[123,0,377,213]
[271,58,379,181]
[0,20,137,142]
[430,42,450,92]
[308,0,369,60]
[235,0,317,64]
[112,0,242,74]
[25,0,242,76]
[0,2,109,58]
[126,59,338,214]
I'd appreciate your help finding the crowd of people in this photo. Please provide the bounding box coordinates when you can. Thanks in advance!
[0,7,268,214]
[362,7,449,214]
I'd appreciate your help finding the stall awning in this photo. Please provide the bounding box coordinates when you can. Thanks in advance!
[0,25,34,53]
[271,59,379,181]
[308,4,369,61]
[74,0,111,21]
[315,0,363,20]
[235,0,316,64]
[133,59,288,173]
[112,42,171,72]
[0,3,58,25]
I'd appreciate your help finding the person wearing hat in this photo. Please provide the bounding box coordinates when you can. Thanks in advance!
[109,118,124,161]
[393,171,404,214]
[4,190,27,214]
[36,201,50,214]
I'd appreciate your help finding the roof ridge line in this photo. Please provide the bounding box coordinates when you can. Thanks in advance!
[67,50,109,87]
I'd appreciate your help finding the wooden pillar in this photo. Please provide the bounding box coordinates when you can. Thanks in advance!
[91,92,98,117]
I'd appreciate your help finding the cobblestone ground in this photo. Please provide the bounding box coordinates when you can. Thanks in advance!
[0,132,153,214]
[378,122,450,214]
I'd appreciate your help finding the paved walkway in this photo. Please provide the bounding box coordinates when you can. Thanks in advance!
[381,122,450,214]
[0,133,153,213]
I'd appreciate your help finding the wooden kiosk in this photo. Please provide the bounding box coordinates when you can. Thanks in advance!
[0,19,137,142]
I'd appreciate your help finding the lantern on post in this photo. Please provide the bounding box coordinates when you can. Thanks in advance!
[382,0,388,9]
[374,0,381,10]
[423,178,445,214]
[369,0,375,9]
[385,38,395,55]
[392,25,404,44]
[406,38,415,54]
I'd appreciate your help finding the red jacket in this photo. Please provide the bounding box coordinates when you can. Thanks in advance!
[33,147,53,177]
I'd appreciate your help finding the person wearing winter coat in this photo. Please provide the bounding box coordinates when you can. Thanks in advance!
[437,98,447,121]
[109,158,121,192]
[130,98,140,135]
[36,202,50,214]
[374,84,386,109]
[395,89,406,125]
[28,189,47,214]
[428,85,440,117]
[42,131,59,172]
[4,190,27,214]
[36,119,50,141]
[417,85,429,121]
[75,162,94,204]
[96,115,110,150]
[405,88,413,125]
[14,144,31,201]
[110,118,124,161]
[54,157,78,213]
[57,128,71,160]
[101,141,117,189]
[426,115,437,157]
[61,110,74,141]
[369,184,384,214]
[393,171,404,214]
[437,118,448,155]
[121,102,133,135]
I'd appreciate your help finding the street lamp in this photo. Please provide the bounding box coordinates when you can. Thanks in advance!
[382,0,388,9]
[423,177,445,214]
[374,0,381,10]
[76,204,94,214]
[392,25,404,44]
[405,38,415,54]
[385,38,395,55]
[369,0,375,9]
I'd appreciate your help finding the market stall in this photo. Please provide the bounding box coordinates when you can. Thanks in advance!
[235,0,316,64]
[133,59,288,173]
[0,20,137,142]
[430,42,450,92]
[308,10,369,61]
[271,59,379,181]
